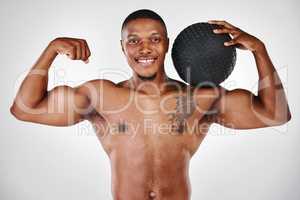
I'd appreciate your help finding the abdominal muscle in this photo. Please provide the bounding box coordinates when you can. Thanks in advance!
[87,86,213,200]
[108,139,192,200]
[89,113,208,200]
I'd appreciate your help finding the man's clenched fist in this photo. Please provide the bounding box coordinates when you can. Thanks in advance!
[49,37,91,63]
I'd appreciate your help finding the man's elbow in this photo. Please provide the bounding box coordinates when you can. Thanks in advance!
[268,110,292,127]
[283,110,292,124]
[278,105,292,125]
[278,112,291,125]
[10,103,29,121]
[10,104,22,120]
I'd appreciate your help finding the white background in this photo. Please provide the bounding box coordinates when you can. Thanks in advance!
[1,0,299,199]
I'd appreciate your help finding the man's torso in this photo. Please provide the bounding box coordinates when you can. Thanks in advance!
[86,79,218,200]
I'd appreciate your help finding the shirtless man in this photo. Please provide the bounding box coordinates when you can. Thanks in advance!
[10,9,291,200]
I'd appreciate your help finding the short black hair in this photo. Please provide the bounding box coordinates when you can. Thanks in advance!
[121,9,167,35]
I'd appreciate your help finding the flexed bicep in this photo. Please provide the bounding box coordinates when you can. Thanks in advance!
[213,88,287,129]
[11,85,93,126]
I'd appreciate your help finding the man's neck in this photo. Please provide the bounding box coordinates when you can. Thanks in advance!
[129,71,170,95]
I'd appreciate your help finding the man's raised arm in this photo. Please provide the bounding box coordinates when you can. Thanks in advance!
[10,37,95,126]
[208,20,291,129]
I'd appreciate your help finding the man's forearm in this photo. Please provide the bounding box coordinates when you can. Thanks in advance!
[13,42,57,108]
[253,44,291,118]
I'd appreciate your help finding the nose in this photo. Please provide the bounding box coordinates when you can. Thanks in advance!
[139,41,152,55]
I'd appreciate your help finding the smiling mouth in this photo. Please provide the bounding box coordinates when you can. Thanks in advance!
[135,57,157,66]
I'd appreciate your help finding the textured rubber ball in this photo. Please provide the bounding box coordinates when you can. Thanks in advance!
[171,22,237,87]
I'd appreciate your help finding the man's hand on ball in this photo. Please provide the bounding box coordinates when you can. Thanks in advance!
[49,37,91,63]
[208,20,265,52]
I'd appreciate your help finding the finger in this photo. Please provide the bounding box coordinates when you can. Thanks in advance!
[84,59,89,64]
[208,20,233,28]
[83,40,91,63]
[213,28,241,39]
[84,40,91,59]
[70,41,82,60]
[79,40,87,62]
[76,42,82,60]
[224,39,237,46]
[213,28,235,34]
[208,20,236,29]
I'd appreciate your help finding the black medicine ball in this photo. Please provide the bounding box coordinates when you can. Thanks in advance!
[171,22,236,86]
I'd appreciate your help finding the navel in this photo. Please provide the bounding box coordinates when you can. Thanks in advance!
[149,190,156,199]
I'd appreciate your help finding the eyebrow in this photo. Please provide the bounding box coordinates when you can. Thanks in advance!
[127,32,162,38]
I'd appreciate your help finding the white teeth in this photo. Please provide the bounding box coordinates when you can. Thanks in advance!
[137,59,155,63]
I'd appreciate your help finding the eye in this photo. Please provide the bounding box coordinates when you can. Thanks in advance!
[151,37,161,43]
[128,39,139,44]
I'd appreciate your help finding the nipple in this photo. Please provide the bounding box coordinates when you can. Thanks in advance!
[149,191,156,198]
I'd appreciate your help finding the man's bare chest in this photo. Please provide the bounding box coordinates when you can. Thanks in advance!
[88,92,215,155]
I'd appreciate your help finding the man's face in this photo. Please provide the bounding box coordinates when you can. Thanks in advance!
[121,18,169,80]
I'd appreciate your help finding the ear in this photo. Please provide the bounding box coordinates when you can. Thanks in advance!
[165,37,169,53]
[120,40,125,53]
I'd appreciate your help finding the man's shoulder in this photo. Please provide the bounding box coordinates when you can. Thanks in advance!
[81,79,119,89]
[190,85,223,97]
[116,80,130,88]
[166,79,223,96]
[84,79,116,86]
[76,79,121,96]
